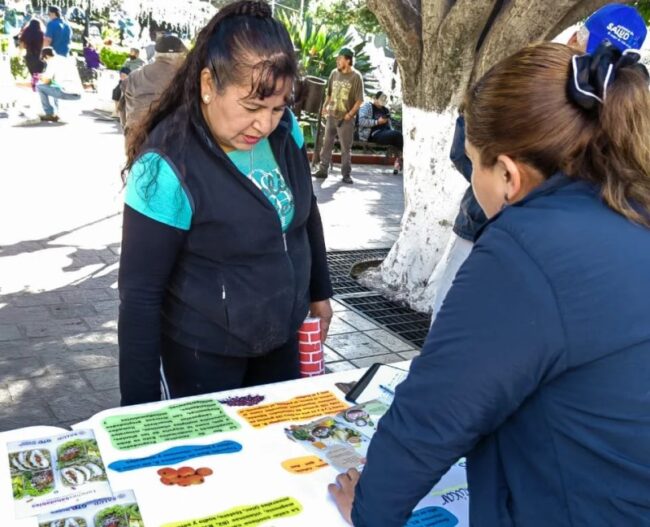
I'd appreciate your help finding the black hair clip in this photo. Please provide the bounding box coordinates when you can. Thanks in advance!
[568,40,649,111]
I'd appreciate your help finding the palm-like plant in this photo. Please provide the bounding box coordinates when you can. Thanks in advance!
[279,12,376,92]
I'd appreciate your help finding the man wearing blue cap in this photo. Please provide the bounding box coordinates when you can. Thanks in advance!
[568,2,647,53]
[428,2,647,323]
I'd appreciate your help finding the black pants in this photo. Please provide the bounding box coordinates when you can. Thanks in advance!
[160,334,301,399]
[370,129,403,150]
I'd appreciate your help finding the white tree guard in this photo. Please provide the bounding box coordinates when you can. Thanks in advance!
[375,106,469,312]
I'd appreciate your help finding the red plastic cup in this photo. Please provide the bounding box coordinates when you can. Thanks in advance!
[298,317,323,377]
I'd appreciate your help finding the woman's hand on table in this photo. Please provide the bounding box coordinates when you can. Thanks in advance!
[310,299,333,342]
[328,468,359,525]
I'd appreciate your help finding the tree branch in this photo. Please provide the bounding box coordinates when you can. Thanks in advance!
[367,0,423,80]
[472,0,592,81]
[423,0,499,111]
[545,0,631,44]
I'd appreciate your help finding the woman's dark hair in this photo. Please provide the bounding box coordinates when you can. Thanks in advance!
[374,91,384,99]
[20,19,44,55]
[41,47,54,59]
[124,0,298,179]
[465,43,650,227]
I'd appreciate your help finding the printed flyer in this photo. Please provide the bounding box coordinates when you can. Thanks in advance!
[8,429,112,519]
[36,489,143,527]
[284,400,389,471]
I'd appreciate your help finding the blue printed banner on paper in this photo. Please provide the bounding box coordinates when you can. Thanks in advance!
[108,441,242,472]
[405,506,459,526]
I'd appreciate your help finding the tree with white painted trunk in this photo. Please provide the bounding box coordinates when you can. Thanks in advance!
[365,0,617,312]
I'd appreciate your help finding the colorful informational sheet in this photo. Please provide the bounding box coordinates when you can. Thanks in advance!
[1,361,470,527]
[102,399,241,450]
[36,489,142,527]
[284,400,390,471]
[161,497,303,527]
[238,391,349,428]
[7,429,112,519]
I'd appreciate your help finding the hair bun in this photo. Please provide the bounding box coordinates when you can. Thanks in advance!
[232,0,272,18]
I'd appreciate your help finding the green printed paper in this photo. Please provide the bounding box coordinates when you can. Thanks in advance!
[103,399,241,450]
[162,497,302,527]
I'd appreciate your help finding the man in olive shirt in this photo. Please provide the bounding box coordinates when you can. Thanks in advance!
[313,48,364,184]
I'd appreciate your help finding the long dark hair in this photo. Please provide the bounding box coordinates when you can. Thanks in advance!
[123,0,297,179]
[20,19,44,55]
[465,43,650,227]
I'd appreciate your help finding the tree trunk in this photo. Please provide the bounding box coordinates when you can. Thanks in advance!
[366,0,619,312]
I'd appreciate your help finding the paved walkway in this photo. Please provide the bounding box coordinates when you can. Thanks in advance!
[0,89,414,431]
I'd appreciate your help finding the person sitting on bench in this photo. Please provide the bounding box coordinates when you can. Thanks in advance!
[358,91,403,174]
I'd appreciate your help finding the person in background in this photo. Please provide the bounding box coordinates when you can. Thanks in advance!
[118,0,332,406]
[312,47,364,184]
[19,19,45,91]
[427,1,648,323]
[122,47,145,72]
[329,41,650,527]
[36,47,82,122]
[357,91,403,174]
[121,35,187,136]
[112,66,130,119]
[43,5,71,57]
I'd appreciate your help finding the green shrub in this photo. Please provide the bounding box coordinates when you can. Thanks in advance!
[10,55,27,79]
[278,12,376,92]
[99,47,129,71]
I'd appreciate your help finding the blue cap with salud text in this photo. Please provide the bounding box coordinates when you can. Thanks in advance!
[585,3,647,53]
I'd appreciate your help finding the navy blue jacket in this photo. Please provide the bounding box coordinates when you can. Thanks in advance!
[352,174,650,526]
[451,116,487,241]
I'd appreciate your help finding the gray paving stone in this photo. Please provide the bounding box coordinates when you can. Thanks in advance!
[0,338,65,360]
[0,402,56,432]
[47,390,121,422]
[326,332,391,360]
[364,329,414,352]
[7,373,89,403]
[0,385,11,404]
[12,292,63,307]
[63,331,118,351]
[46,348,118,375]
[0,324,22,341]
[59,289,112,304]
[0,357,47,381]
[331,300,348,312]
[49,303,97,320]
[327,316,356,336]
[82,366,119,391]
[325,361,357,373]
[323,345,344,363]
[398,350,421,360]
[23,318,88,338]
[92,300,119,315]
[351,354,404,368]
[335,310,380,331]
[0,306,52,323]
[82,316,117,331]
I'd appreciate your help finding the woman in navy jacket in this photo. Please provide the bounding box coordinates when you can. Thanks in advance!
[330,43,650,526]
[118,1,332,405]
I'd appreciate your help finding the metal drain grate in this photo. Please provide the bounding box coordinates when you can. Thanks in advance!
[327,249,390,295]
[326,249,432,349]
[341,295,431,348]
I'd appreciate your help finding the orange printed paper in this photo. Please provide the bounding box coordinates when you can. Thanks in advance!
[281,456,328,474]
[238,391,349,428]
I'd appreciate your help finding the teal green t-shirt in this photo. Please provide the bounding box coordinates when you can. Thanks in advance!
[124,110,304,232]
[227,138,295,232]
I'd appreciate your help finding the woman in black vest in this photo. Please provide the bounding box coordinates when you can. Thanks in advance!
[118,0,333,406]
